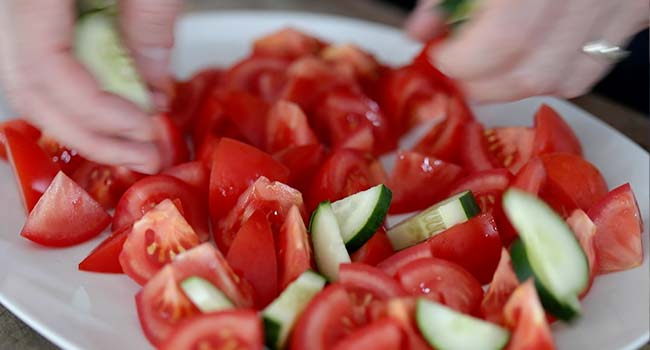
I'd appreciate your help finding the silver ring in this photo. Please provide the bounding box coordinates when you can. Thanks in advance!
[582,40,630,62]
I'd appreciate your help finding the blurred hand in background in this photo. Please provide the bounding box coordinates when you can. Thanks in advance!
[405,0,650,103]
[0,0,182,173]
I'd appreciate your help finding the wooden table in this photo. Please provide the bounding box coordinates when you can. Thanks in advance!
[0,1,647,349]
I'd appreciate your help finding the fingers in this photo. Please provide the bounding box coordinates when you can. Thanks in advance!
[405,0,444,42]
[119,0,182,99]
[430,0,556,80]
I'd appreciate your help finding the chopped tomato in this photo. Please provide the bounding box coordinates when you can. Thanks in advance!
[37,135,84,175]
[162,161,209,193]
[308,149,384,213]
[395,257,484,315]
[291,284,357,350]
[136,243,254,346]
[588,183,643,273]
[484,127,535,174]
[226,211,278,308]
[119,199,200,285]
[429,213,502,284]
[20,171,110,247]
[266,100,318,154]
[253,28,324,60]
[480,249,519,325]
[220,90,270,148]
[273,143,327,195]
[532,104,582,156]
[512,157,546,195]
[72,161,143,210]
[154,114,190,169]
[540,153,608,212]
[503,280,555,350]
[4,128,60,212]
[160,310,263,350]
[368,297,431,350]
[78,226,130,273]
[192,91,245,149]
[217,176,304,253]
[169,68,223,131]
[223,55,290,101]
[567,209,598,296]
[321,44,380,83]
[460,122,500,173]
[208,138,290,226]
[339,263,407,300]
[332,318,405,350]
[388,150,464,214]
[351,228,394,266]
[376,240,433,276]
[277,205,312,289]
[113,174,210,242]
[0,119,41,160]
[195,133,221,168]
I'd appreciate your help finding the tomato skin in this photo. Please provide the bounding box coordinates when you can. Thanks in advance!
[376,240,433,276]
[72,161,143,210]
[388,150,465,214]
[273,143,327,195]
[223,56,290,101]
[395,257,484,315]
[113,174,210,242]
[339,263,407,300]
[480,248,519,325]
[277,205,312,290]
[533,104,582,156]
[266,100,318,154]
[540,153,608,212]
[4,128,60,213]
[0,119,41,160]
[154,114,190,169]
[332,318,405,350]
[220,90,270,148]
[503,280,555,350]
[512,157,546,195]
[461,122,500,173]
[226,211,278,308]
[588,183,643,274]
[208,138,290,227]
[170,68,223,131]
[290,284,356,350]
[350,228,394,266]
[119,199,200,285]
[429,213,503,284]
[21,171,111,247]
[566,209,598,296]
[160,310,263,350]
[78,226,130,273]
[162,161,209,193]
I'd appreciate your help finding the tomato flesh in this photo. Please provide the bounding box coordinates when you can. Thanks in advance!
[162,161,209,193]
[266,100,318,154]
[512,157,546,195]
[277,205,312,289]
[533,104,582,156]
[503,280,555,350]
[72,161,143,210]
[376,241,433,276]
[332,318,405,350]
[253,28,324,60]
[154,114,190,169]
[339,263,407,301]
[0,119,41,160]
[566,209,598,296]
[21,171,110,247]
[484,127,535,174]
[273,143,327,195]
[460,122,500,172]
[79,226,130,273]
[350,228,394,266]
[480,248,519,325]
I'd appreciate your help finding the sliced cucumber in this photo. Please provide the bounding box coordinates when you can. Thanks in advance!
[75,12,152,111]
[331,184,392,252]
[309,201,351,281]
[387,190,480,250]
[438,0,478,28]
[503,189,588,322]
[180,276,234,313]
[262,271,327,350]
[416,299,510,350]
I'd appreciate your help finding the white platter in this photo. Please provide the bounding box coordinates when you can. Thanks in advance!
[0,10,647,350]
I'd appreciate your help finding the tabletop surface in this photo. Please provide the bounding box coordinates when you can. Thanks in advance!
[0,1,647,349]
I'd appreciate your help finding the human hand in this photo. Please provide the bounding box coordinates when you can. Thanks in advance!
[0,0,181,174]
[405,0,649,103]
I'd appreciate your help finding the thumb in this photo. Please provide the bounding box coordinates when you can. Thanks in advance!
[119,0,182,107]
[405,0,445,42]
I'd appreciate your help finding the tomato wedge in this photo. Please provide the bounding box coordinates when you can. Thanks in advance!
[221,90,270,148]
[429,213,502,284]
[460,122,500,173]
[291,284,356,350]
[21,171,110,247]
[72,161,143,210]
[512,157,546,195]
[208,138,290,225]
[223,55,290,100]
[226,211,278,308]
[273,143,327,195]
[484,127,535,174]
[37,135,84,175]
[162,161,209,193]
[136,243,254,346]
[480,248,519,325]
[119,199,200,285]
[503,280,555,350]
[160,310,263,350]
[154,114,190,169]
[339,263,407,300]
[567,209,598,296]
[170,68,223,131]
[321,43,380,84]
[266,100,318,154]
[277,205,312,289]
[350,228,394,266]
[532,104,582,156]
[78,226,130,273]
[0,119,41,160]
[395,257,484,315]
[376,240,433,276]
[4,128,60,212]
[253,28,324,60]
[367,297,431,350]
[588,183,643,273]
[332,318,405,350]
[388,150,464,214]
[113,174,210,242]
